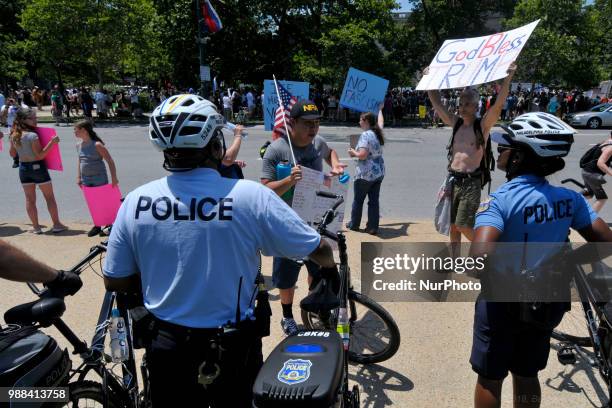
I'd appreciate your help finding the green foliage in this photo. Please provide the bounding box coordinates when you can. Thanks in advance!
[504,0,605,88]
[4,0,610,91]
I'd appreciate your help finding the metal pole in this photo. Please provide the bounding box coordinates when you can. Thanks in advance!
[195,0,209,98]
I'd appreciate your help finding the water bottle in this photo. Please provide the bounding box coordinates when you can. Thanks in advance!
[109,308,129,363]
[276,161,293,200]
[336,307,350,351]
[338,173,350,184]
[224,122,248,140]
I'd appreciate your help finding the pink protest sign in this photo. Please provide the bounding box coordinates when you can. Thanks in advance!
[417,20,539,90]
[82,184,123,227]
[35,127,63,171]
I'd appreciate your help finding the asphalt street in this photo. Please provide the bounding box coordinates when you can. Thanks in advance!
[0,123,610,223]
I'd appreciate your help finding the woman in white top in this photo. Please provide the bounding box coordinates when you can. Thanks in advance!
[9,108,67,234]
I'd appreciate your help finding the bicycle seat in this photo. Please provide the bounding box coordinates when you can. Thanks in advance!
[4,298,66,327]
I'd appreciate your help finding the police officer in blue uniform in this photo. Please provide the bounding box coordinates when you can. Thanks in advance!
[102,95,338,407]
[469,112,612,408]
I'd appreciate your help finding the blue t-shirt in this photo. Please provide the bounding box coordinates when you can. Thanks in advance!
[475,174,598,271]
[103,168,321,328]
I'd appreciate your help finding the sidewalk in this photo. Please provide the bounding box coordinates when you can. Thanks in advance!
[0,219,604,407]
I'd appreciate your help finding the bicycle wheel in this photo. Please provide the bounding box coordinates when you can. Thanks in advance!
[59,381,120,408]
[301,291,401,364]
[347,291,400,364]
[551,302,593,347]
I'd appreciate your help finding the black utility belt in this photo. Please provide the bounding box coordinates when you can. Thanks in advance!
[449,170,481,179]
[153,316,258,337]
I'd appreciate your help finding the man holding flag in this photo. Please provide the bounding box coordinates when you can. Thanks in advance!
[261,83,346,336]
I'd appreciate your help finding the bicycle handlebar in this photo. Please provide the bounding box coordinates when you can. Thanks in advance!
[561,178,586,189]
[315,191,344,233]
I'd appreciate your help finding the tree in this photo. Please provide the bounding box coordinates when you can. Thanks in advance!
[504,0,605,88]
[20,0,90,92]
[0,0,27,91]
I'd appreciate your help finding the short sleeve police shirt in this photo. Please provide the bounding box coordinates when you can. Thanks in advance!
[475,174,597,270]
[475,174,597,243]
[103,168,321,328]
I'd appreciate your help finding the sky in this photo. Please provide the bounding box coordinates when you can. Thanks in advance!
[396,0,413,12]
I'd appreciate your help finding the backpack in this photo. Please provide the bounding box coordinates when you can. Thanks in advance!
[448,118,494,192]
[579,142,612,169]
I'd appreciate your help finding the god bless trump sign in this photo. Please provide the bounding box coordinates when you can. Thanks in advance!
[416,20,539,90]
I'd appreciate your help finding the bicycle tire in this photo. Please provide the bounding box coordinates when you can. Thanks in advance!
[301,290,401,364]
[58,380,120,408]
[551,304,593,348]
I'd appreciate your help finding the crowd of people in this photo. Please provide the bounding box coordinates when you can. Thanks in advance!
[2,81,607,131]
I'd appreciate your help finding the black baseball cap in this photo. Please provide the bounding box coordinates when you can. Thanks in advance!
[290,100,321,120]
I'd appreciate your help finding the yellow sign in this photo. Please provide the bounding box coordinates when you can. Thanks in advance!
[418,105,427,119]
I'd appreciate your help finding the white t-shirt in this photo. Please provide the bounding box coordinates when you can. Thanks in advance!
[222,95,231,109]
[246,92,255,107]
[103,168,321,328]
[1,105,19,128]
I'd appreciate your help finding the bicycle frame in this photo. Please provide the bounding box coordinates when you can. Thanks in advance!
[26,243,146,408]
[571,264,612,395]
[314,193,354,399]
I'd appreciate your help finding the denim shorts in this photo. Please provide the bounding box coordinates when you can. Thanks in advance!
[19,161,51,185]
[272,257,321,290]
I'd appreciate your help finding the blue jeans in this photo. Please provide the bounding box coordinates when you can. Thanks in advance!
[348,176,383,231]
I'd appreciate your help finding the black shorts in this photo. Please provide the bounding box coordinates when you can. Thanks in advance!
[19,161,51,185]
[470,300,565,380]
[582,170,608,200]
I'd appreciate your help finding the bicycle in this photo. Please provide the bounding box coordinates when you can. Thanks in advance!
[300,191,401,364]
[550,178,612,402]
[3,241,150,408]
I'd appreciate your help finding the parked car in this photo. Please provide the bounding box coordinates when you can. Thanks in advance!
[566,103,612,129]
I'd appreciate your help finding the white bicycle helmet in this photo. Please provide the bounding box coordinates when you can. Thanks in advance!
[495,112,576,158]
[149,94,225,151]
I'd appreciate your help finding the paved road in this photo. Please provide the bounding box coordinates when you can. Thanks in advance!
[1,124,610,223]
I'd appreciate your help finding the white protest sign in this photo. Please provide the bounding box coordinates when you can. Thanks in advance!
[292,167,348,234]
[416,20,539,90]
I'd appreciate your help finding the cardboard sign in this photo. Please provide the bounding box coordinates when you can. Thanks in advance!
[35,127,63,171]
[416,20,539,90]
[82,184,123,227]
[263,80,309,131]
[339,68,389,113]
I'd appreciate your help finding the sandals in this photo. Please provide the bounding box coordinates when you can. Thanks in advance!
[30,227,43,235]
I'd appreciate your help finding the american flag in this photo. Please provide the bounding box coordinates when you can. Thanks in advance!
[273,83,298,136]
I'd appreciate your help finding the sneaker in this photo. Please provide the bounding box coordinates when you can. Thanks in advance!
[30,227,43,235]
[345,222,359,232]
[280,317,299,336]
[99,225,111,236]
[87,226,102,237]
[51,225,68,234]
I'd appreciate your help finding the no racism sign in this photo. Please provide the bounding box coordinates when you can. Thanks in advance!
[416,20,539,90]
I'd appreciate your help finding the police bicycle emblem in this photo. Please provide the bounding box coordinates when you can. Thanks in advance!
[277,359,312,385]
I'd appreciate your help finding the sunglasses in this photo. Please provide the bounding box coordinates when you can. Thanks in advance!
[496,145,517,153]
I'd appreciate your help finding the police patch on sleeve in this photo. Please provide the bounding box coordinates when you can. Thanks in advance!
[477,196,494,214]
[277,359,312,385]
